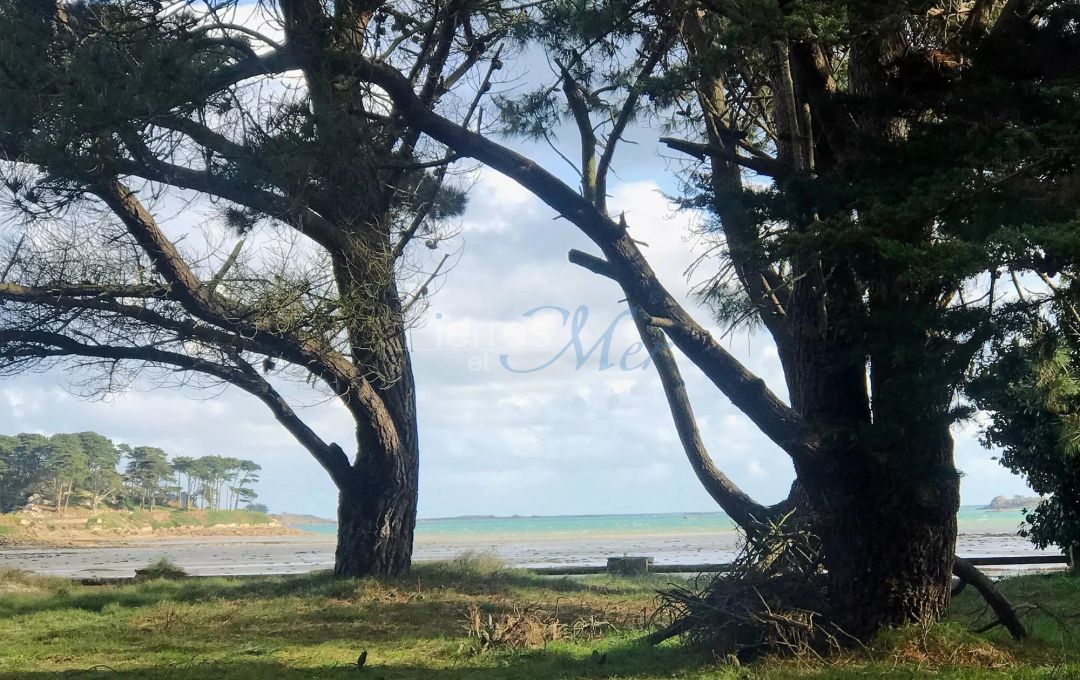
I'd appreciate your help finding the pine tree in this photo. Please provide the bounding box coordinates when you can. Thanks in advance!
[342,0,1080,636]
[971,300,1080,569]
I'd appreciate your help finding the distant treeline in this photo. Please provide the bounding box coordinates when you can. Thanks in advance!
[0,432,263,514]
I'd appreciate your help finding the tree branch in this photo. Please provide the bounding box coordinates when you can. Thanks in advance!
[198,48,299,102]
[112,142,343,250]
[207,237,246,295]
[337,52,813,460]
[0,328,356,490]
[569,248,781,531]
[630,317,772,526]
[152,114,250,161]
[91,179,398,447]
[962,0,1003,41]
[660,136,791,179]
[0,282,169,299]
[560,62,599,207]
[953,557,1028,640]
[0,282,324,389]
[401,253,450,316]
[595,32,673,214]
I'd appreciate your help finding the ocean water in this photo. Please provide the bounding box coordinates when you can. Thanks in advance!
[290,506,1045,569]
[0,507,1041,577]
[298,506,1028,540]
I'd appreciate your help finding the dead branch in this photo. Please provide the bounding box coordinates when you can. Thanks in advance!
[952,557,1027,640]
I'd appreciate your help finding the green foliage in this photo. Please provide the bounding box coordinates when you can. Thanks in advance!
[79,432,120,470]
[0,430,263,514]
[439,551,509,578]
[495,0,673,144]
[73,508,272,533]
[176,455,261,511]
[0,433,49,511]
[123,446,172,510]
[414,174,468,220]
[43,433,88,508]
[136,556,188,580]
[203,509,271,526]
[671,2,1080,447]
[495,88,564,139]
[0,0,238,201]
[970,323,1080,555]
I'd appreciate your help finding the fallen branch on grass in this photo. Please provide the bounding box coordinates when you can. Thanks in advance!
[952,558,1027,641]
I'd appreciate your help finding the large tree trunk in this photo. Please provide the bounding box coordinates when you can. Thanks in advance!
[334,449,417,577]
[279,5,423,578]
[333,308,419,578]
[799,428,960,637]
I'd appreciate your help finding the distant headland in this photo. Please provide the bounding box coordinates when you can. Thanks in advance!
[984,495,1044,511]
[273,513,336,525]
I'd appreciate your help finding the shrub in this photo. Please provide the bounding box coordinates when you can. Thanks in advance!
[135,557,188,580]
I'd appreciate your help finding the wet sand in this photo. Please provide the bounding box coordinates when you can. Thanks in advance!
[0,528,1059,578]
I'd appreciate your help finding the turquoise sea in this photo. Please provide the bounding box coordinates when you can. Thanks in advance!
[297,506,1028,540]
[289,506,1044,569]
[0,507,1040,577]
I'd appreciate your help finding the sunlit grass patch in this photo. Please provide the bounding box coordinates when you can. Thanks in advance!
[0,565,1077,679]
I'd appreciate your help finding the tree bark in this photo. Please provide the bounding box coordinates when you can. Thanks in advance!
[334,449,417,578]
[277,2,423,579]
[953,557,1027,640]
[333,309,419,578]
[799,429,960,637]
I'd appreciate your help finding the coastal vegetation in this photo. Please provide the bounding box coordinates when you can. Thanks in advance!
[0,562,1077,679]
[0,507,281,547]
[971,315,1080,564]
[0,0,1077,666]
[335,0,1080,640]
[0,431,264,514]
[0,0,480,578]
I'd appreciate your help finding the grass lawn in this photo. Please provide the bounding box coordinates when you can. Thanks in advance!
[0,558,1077,679]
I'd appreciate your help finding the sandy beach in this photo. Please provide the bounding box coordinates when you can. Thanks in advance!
[0,524,1059,578]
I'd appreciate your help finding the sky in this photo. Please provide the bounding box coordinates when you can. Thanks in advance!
[0,163,1034,518]
[0,3,1036,519]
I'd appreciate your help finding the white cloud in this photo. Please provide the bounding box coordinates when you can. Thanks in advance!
[2,388,26,420]
[459,169,543,234]
[0,164,1031,518]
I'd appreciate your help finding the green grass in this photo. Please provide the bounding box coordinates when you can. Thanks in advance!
[146,509,273,530]
[0,525,13,536]
[0,563,1077,679]
[25,508,276,533]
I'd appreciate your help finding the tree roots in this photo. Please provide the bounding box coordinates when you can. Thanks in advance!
[648,513,846,660]
[649,517,1029,660]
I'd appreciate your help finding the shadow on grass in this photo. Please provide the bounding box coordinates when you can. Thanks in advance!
[0,639,717,680]
[0,564,674,620]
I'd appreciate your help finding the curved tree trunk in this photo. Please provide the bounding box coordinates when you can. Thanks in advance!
[953,557,1027,640]
[333,274,420,578]
[279,3,425,578]
[334,427,418,578]
[333,339,419,578]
